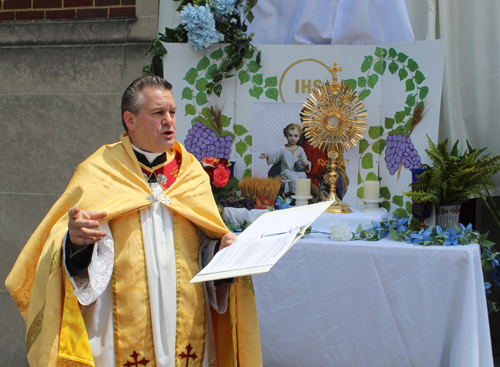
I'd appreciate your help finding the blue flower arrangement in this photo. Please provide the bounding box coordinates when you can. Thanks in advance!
[145,0,259,90]
[213,0,239,22]
[180,4,224,51]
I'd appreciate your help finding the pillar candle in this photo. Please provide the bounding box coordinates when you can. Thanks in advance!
[364,180,380,200]
[295,178,311,196]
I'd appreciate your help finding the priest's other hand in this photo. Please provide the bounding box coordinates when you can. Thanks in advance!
[68,206,108,246]
[220,232,237,251]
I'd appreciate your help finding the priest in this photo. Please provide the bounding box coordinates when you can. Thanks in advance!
[5,76,262,367]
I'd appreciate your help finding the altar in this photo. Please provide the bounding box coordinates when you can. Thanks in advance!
[252,213,494,367]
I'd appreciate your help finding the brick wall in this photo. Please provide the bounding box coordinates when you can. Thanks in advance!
[0,0,135,21]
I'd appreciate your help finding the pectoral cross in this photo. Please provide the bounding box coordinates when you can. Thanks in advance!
[179,343,198,367]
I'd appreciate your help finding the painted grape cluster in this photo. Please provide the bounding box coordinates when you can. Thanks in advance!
[350,46,430,217]
[384,134,421,175]
[184,121,233,161]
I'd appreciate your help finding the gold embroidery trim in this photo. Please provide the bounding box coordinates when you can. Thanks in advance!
[174,211,181,354]
[111,213,157,367]
[110,219,120,367]
[56,354,95,367]
[26,302,44,354]
[50,248,62,274]
[173,214,206,367]
[139,213,157,366]
[238,276,256,294]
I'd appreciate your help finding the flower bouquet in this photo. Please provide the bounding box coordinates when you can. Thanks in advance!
[145,0,259,89]
[201,157,239,211]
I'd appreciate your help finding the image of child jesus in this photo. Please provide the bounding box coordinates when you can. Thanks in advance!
[259,123,311,195]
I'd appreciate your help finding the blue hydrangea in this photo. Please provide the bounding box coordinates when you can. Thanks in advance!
[214,0,238,21]
[180,4,224,51]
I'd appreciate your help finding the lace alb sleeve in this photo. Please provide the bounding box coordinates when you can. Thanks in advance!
[63,221,114,306]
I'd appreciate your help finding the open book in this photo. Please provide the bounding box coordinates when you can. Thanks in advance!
[190,200,333,283]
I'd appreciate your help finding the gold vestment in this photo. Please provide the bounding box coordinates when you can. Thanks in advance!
[5,133,262,367]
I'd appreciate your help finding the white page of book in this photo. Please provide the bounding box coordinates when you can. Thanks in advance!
[235,200,333,243]
[196,227,300,278]
[191,201,334,283]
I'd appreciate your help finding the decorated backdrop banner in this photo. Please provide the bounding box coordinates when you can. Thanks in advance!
[163,41,445,215]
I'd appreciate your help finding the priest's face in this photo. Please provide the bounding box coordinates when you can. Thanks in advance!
[124,87,177,153]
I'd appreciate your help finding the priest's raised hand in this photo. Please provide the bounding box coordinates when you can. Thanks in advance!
[68,206,107,246]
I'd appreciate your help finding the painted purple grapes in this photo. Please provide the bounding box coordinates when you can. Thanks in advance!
[184,121,233,161]
[384,134,421,175]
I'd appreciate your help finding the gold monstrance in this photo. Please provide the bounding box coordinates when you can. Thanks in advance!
[301,63,368,213]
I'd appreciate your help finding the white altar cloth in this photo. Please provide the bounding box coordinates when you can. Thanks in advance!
[253,236,493,367]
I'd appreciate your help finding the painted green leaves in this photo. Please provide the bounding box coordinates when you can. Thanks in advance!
[355,46,430,217]
[238,70,250,84]
[361,153,373,169]
[361,56,373,73]
[182,87,193,100]
[388,61,398,75]
[373,60,386,75]
[369,126,384,139]
[265,76,278,87]
[238,69,278,101]
[372,139,386,154]
[210,48,224,60]
[367,74,379,88]
[197,55,210,71]
[181,46,281,178]
[419,86,429,99]
[249,86,263,99]
[184,68,198,85]
[195,78,208,92]
[184,46,279,123]
[265,88,279,101]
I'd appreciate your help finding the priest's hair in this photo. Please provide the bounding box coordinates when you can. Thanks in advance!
[121,76,173,131]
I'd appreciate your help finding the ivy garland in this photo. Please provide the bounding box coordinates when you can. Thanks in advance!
[343,46,430,217]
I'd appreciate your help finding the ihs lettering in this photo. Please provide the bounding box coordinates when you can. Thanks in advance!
[295,79,323,94]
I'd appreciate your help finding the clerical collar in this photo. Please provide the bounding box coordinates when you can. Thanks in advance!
[132,145,167,168]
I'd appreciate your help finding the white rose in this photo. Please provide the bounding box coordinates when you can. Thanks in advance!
[329,220,352,241]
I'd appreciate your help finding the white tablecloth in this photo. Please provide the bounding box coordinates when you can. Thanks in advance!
[253,236,493,367]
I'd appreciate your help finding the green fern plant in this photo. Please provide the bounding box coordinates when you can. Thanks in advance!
[404,136,500,204]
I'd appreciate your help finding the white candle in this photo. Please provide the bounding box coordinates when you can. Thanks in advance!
[295,178,311,196]
[364,180,380,200]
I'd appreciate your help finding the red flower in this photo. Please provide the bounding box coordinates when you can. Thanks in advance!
[202,157,219,167]
[204,166,215,181]
[217,158,230,167]
[212,165,231,187]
